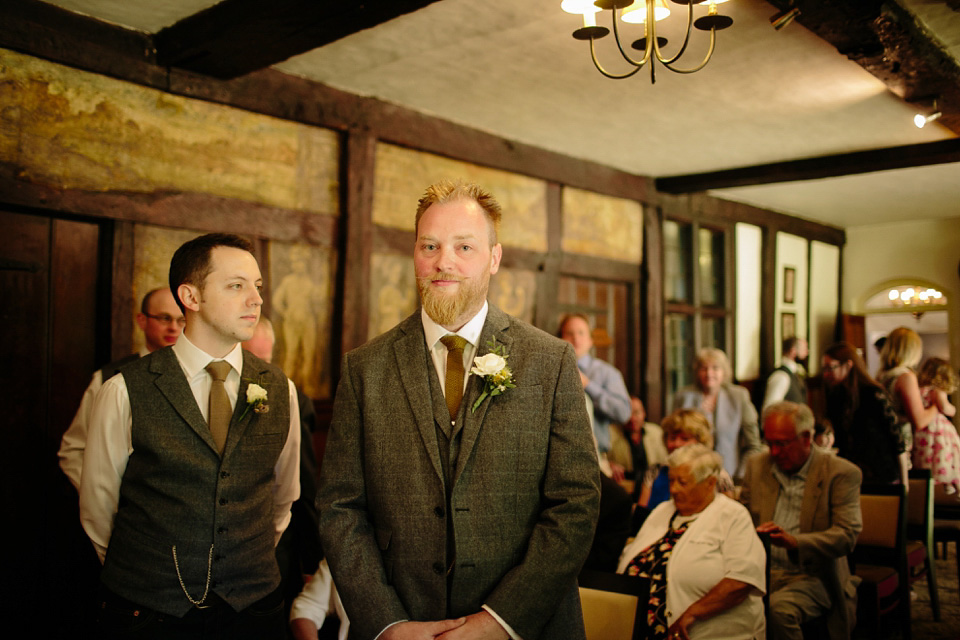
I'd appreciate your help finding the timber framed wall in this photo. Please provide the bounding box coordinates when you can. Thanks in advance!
[0,5,844,422]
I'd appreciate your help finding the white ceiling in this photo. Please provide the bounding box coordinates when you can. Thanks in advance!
[42,0,960,229]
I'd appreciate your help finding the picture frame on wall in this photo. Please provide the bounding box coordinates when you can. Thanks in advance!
[783,266,796,304]
[782,312,796,340]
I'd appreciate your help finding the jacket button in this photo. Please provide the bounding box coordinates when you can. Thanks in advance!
[220,471,230,478]
[217,526,227,534]
[433,562,444,575]
[219,498,228,505]
[434,506,445,518]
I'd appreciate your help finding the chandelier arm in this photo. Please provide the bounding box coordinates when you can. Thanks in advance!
[589,36,646,79]
[647,0,694,65]
[609,5,651,67]
[661,28,717,73]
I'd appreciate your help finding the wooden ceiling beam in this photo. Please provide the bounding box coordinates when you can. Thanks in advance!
[655,138,960,193]
[154,0,442,79]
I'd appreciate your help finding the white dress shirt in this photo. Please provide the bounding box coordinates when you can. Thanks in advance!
[79,333,300,563]
[59,347,149,491]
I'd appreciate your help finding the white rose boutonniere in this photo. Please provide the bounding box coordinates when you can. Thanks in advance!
[240,383,269,420]
[470,340,516,412]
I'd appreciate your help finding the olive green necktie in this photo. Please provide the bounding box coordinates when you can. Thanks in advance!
[205,360,232,453]
[439,335,468,421]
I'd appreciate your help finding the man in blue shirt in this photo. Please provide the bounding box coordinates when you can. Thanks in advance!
[558,314,632,462]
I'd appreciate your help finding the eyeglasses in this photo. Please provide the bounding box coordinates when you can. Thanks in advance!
[821,362,842,371]
[145,313,186,328]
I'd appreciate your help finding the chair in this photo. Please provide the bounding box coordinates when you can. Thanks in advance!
[578,569,650,640]
[906,469,939,620]
[932,483,960,597]
[852,483,910,640]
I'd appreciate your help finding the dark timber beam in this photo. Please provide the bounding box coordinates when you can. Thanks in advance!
[154,0,442,79]
[655,138,960,194]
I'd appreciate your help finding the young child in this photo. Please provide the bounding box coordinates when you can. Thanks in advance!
[913,358,960,495]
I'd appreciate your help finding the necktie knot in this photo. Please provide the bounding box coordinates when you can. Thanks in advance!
[440,335,467,353]
[205,360,232,382]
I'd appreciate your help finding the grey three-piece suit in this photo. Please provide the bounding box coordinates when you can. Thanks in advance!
[318,305,601,640]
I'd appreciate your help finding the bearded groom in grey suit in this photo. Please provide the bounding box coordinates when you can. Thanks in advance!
[318,180,601,640]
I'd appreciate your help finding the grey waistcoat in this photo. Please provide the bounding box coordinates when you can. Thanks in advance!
[101,347,290,617]
[775,364,807,404]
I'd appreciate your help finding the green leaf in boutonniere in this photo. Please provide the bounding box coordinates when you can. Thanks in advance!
[470,339,516,412]
[239,383,269,420]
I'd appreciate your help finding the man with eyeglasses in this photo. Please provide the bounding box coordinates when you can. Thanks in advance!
[58,287,184,490]
[740,401,862,640]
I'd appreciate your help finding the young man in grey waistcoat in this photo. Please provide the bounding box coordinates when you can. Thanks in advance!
[80,233,301,639]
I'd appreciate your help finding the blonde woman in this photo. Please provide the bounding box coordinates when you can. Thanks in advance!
[672,348,762,480]
[877,327,939,480]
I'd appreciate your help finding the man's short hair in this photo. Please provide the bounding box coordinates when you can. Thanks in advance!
[169,233,254,314]
[140,287,168,315]
[556,312,590,338]
[782,336,799,356]
[667,443,723,484]
[414,180,501,246]
[762,401,815,437]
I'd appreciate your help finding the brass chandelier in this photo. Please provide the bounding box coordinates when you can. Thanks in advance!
[561,0,735,83]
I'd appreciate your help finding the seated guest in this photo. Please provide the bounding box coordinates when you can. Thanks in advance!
[290,559,348,640]
[620,397,669,492]
[639,409,734,511]
[673,347,762,480]
[617,444,766,640]
[741,401,862,640]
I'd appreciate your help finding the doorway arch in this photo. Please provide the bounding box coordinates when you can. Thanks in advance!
[862,278,950,375]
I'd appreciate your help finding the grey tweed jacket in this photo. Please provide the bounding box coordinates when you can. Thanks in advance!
[318,305,601,640]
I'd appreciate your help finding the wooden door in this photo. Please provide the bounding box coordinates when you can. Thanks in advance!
[0,209,104,637]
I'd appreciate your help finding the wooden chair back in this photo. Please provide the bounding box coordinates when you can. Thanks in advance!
[579,569,650,640]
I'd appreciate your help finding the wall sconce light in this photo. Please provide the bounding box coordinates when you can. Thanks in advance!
[914,111,942,128]
[770,7,800,30]
[914,99,941,128]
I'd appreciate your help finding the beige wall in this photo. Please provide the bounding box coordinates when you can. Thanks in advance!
[843,217,960,373]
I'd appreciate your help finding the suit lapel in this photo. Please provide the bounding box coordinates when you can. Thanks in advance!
[758,456,780,523]
[221,352,265,459]
[716,387,739,430]
[800,448,826,533]
[453,306,512,483]
[394,313,445,483]
[151,348,219,453]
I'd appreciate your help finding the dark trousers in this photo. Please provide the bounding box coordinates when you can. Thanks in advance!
[94,584,286,640]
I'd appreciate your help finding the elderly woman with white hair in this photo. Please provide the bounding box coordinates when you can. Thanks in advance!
[617,444,766,640]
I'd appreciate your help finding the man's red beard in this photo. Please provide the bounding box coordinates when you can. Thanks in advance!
[417,271,489,327]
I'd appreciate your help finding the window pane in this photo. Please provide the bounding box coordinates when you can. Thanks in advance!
[666,313,694,403]
[698,227,724,306]
[701,316,725,352]
[664,220,692,303]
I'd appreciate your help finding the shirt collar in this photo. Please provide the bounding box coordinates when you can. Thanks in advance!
[577,353,594,368]
[781,358,798,373]
[421,301,488,350]
[172,333,244,379]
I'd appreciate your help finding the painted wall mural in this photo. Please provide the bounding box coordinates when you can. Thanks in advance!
[372,143,548,251]
[0,48,339,214]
